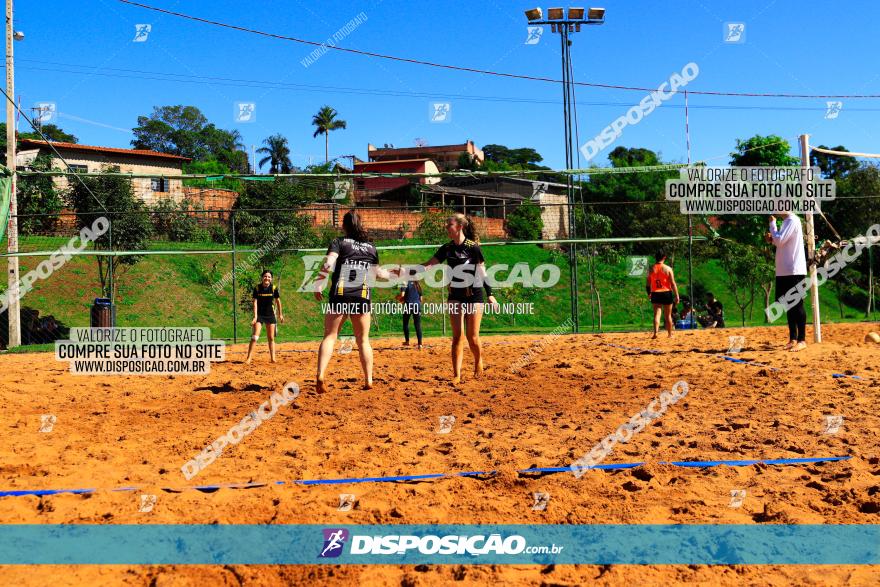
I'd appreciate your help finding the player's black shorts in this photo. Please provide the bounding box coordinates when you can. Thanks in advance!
[448,286,485,305]
[257,314,277,325]
[650,291,675,305]
[327,294,371,315]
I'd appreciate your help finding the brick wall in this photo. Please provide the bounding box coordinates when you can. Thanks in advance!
[302,204,507,240]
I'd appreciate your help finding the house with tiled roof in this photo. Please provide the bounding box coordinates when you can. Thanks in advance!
[16,139,191,205]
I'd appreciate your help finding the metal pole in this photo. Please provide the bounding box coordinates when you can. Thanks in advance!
[685,90,694,315]
[231,210,238,344]
[108,215,113,307]
[799,134,821,343]
[5,0,20,348]
[560,26,579,334]
[868,244,874,319]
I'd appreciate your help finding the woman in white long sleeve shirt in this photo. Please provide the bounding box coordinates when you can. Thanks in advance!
[767,213,808,351]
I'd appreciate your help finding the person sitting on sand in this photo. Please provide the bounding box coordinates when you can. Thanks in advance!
[697,292,725,329]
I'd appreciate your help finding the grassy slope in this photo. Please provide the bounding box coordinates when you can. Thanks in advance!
[3,237,876,347]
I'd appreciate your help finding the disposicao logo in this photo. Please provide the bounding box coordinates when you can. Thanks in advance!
[319,528,349,558]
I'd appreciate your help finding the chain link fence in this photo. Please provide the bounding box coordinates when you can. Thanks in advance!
[2,177,878,348]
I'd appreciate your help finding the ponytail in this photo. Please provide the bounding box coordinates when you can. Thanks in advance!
[451,212,479,243]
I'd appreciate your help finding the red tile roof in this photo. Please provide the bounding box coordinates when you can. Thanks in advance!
[19,139,192,161]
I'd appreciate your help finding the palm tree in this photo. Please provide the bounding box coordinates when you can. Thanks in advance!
[311,106,347,163]
[256,134,293,174]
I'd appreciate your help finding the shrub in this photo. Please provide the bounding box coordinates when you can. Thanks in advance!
[506,201,544,241]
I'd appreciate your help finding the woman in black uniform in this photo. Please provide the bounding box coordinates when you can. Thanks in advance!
[313,210,390,392]
[408,213,498,384]
[245,270,284,364]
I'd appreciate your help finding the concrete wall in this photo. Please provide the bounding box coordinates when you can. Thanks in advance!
[537,192,570,240]
[45,150,185,205]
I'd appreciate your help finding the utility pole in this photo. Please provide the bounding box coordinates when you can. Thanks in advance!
[29,106,43,133]
[6,0,20,348]
[799,134,821,343]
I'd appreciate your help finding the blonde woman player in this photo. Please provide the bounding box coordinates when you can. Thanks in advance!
[398,213,498,384]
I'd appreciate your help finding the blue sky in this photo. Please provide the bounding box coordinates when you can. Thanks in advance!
[12,0,880,170]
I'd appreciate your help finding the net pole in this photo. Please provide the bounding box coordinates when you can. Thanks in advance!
[869,245,874,320]
[800,134,822,343]
[231,210,238,344]
[685,90,694,319]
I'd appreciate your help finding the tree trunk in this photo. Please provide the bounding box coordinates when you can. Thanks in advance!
[325,133,329,163]
[762,281,773,323]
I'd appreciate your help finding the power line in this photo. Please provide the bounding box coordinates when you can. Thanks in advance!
[118,0,880,99]
[16,60,880,113]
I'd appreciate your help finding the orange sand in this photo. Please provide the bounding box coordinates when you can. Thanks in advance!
[1,323,879,585]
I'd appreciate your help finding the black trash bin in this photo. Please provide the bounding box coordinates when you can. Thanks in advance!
[90,298,116,328]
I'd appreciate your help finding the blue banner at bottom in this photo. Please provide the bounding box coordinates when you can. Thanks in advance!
[0,525,877,565]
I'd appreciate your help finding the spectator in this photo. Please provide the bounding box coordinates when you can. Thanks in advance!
[675,296,697,330]
[698,292,725,328]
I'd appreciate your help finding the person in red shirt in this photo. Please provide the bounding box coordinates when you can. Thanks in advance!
[645,249,680,339]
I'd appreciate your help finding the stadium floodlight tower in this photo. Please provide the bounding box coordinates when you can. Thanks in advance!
[524,7,605,333]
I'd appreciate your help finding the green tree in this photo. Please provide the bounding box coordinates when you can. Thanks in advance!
[256,134,293,174]
[825,164,880,316]
[482,144,510,163]
[182,159,242,191]
[811,145,859,179]
[21,123,78,143]
[0,122,78,150]
[717,240,774,326]
[581,146,686,254]
[16,154,64,235]
[722,135,800,316]
[730,135,799,167]
[481,144,546,169]
[457,151,478,171]
[66,166,154,299]
[232,179,318,247]
[415,209,452,244]
[505,201,544,240]
[311,106,347,163]
[131,105,248,171]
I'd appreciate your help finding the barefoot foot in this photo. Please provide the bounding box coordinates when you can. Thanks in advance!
[316,379,327,393]
[790,341,807,352]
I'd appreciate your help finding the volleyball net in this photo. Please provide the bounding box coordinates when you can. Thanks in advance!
[0,161,878,348]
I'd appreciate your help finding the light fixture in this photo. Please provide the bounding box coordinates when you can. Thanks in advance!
[524,7,543,21]
[568,7,585,20]
[13,31,24,41]
[587,7,605,20]
[548,7,564,20]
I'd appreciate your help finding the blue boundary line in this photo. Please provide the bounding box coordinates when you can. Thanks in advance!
[0,456,851,497]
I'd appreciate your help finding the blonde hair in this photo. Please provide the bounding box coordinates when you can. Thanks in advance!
[449,212,478,242]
